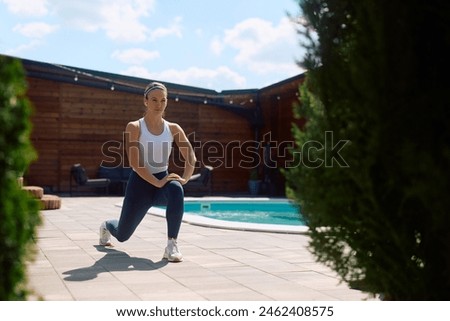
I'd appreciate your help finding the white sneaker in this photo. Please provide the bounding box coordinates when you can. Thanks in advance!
[163,238,183,262]
[99,221,112,246]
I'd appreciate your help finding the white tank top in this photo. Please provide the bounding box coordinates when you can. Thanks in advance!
[138,118,173,174]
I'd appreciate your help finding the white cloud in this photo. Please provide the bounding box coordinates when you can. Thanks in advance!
[99,0,153,42]
[210,36,224,55]
[149,17,183,40]
[212,17,301,75]
[111,48,160,64]
[13,22,59,38]
[47,0,157,42]
[121,65,247,90]
[6,40,42,56]
[48,1,103,32]
[1,0,48,16]
[120,65,154,79]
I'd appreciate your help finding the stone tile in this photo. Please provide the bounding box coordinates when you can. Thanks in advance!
[27,274,74,300]
[138,288,205,300]
[195,285,271,301]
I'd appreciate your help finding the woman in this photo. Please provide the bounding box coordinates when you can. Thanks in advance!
[99,82,196,262]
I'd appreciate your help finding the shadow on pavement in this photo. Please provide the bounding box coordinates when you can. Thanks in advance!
[63,245,168,281]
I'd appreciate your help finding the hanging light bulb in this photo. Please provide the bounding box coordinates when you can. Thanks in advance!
[74,74,78,81]
[110,84,115,91]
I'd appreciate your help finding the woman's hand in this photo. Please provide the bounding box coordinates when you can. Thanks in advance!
[159,173,187,187]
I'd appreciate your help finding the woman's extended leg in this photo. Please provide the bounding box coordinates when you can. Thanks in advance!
[104,171,156,243]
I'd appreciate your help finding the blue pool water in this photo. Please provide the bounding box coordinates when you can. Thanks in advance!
[183,200,305,226]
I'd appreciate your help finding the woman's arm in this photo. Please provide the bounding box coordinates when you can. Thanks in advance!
[125,121,168,188]
[169,123,197,185]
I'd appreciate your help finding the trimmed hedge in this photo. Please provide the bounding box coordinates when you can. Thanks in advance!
[0,56,41,300]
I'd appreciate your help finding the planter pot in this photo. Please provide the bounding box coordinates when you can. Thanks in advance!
[248,180,261,196]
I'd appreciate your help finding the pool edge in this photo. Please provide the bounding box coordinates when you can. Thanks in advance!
[115,197,309,235]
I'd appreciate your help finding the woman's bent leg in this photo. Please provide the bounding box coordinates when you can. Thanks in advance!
[155,180,184,239]
[153,179,184,262]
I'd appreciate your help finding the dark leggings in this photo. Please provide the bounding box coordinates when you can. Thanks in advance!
[105,170,184,241]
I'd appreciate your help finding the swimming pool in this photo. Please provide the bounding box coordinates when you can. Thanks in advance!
[145,197,308,234]
[183,199,305,226]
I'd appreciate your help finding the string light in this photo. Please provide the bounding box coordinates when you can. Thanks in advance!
[54,63,294,106]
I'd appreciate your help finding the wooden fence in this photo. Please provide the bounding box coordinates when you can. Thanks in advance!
[22,59,304,195]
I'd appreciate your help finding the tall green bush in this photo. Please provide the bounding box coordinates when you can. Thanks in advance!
[286,0,450,299]
[0,56,41,300]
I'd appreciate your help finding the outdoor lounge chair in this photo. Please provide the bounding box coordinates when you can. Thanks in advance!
[98,165,132,195]
[184,165,214,196]
[70,163,110,196]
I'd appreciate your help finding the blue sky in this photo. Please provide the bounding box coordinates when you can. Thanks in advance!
[0,0,305,91]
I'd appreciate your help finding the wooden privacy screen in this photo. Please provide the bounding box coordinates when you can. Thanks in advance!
[23,61,304,195]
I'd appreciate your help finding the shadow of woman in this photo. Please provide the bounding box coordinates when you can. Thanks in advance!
[63,245,168,281]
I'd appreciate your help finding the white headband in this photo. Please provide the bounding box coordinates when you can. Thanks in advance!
[144,84,166,97]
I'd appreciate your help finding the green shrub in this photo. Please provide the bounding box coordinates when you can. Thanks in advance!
[286,0,450,299]
[0,56,41,300]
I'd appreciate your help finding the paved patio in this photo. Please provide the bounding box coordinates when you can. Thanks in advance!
[26,196,376,301]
